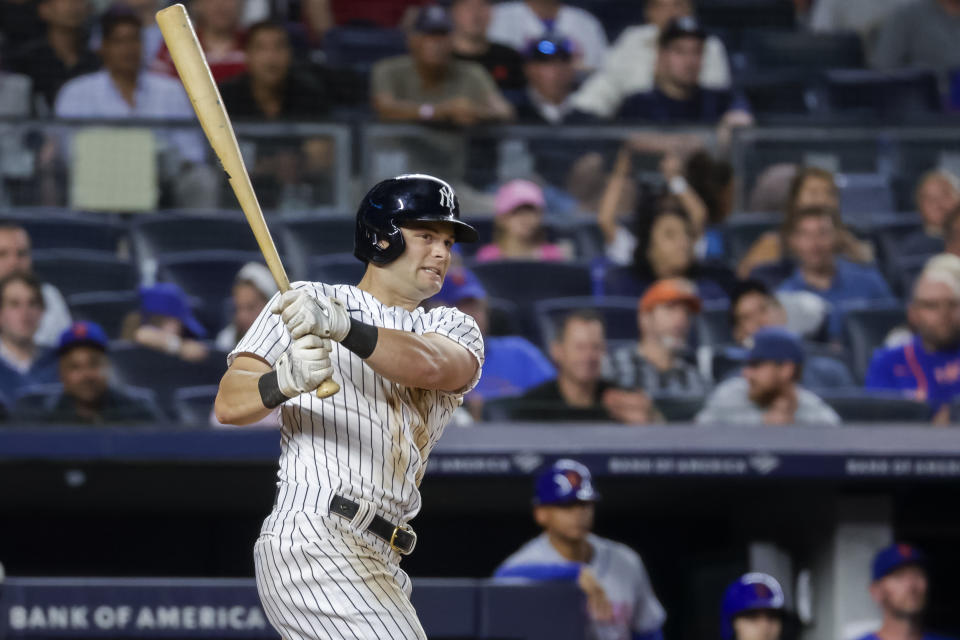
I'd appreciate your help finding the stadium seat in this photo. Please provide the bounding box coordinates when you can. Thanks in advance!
[722,213,781,266]
[488,297,521,336]
[836,173,896,217]
[322,26,406,70]
[13,383,162,423]
[534,296,638,350]
[157,250,265,332]
[842,301,906,383]
[697,0,795,45]
[482,397,607,422]
[16,213,128,254]
[172,385,218,425]
[109,343,228,416]
[308,252,366,285]
[279,215,356,280]
[695,301,731,347]
[551,220,605,260]
[653,394,705,422]
[740,31,863,73]
[737,71,821,118]
[132,213,266,263]
[819,391,929,423]
[824,69,942,120]
[32,249,139,297]
[893,254,930,299]
[67,290,140,340]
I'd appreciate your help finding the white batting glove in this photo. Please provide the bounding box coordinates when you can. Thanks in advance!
[271,289,351,342]
[275,334,334,397]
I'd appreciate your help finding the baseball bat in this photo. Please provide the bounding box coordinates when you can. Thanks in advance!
[156,3,340,399]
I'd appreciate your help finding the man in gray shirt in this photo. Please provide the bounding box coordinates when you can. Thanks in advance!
[871,0,960,71]
[696,327,841,426]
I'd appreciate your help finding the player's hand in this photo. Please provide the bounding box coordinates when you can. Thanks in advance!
[272,289,351,342]
[577,567,615,623]
[275,334,334,397]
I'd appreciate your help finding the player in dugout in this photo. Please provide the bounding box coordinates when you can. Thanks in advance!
[494,458,666,640]
[720,572,787,640]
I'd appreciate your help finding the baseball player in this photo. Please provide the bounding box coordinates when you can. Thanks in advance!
[720,573,786,640]
[214,174,484,640]
[494,459,665,640]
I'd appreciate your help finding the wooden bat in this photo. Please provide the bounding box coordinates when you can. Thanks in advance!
[156,3,340,399]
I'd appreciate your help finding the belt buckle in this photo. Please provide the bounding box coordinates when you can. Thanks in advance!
[389,524,416,556]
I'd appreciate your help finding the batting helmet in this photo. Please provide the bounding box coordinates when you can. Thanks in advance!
[354,174,479,265]
[720,573,785,640]
[533,459,600,506]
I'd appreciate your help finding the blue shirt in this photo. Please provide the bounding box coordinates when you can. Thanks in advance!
[0,347,58,402]
[468,335,555,401]
[777,258,894,338]
[866,336,960,411]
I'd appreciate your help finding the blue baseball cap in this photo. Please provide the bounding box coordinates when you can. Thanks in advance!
[524,36,574,62]
[57,321,109,356]
[412,5,452,34]
[139,283,207,339]
[533,459,599,506]
[433,267,487,306]
[720,573,785,640]
[872,543,926,581]
[746,327,805,366]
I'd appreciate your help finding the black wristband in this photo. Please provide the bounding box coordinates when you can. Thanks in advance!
[340,317,378,359]
[258,370,290,409]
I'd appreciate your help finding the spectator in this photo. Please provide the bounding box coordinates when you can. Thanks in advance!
[695,327,841,426]
[152,0,246,83]
[857,544,954,640]
[54,8,217,209]
[866,270,960,423]
[521,310,657,423]
[122,283,210,363]
[944,205,960,258]
[8,0,100,110]
[495,459,666,640]
[616,18,749,126]
[707,279,854,390]
[572,0,730,118]
[431,266,555,419]
[328,0,425,28]
[0,221,71,347]
[609,278,708,396]
[111,0,165,65]
[511,36,591,124]
[219,21,330,120]
[475,180,571,262]
[720,573,787,640]
[13,321,161,424]
[371,5,513,125]
[871,0,960,72]
[810,0,912,52]
[0,272,58,400]
[449,0,526,91]
[777,206,894,339]
[215,262,277,351]
[899,170,960,258]
[684,150,734,260]
[487,0,608,71]
[738,166,875,280]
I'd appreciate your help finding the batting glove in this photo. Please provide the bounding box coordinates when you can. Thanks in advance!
[275,334,334,397]
[271,289,351,342]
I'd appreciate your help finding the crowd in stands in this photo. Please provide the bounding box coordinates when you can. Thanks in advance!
[1,0,960,426]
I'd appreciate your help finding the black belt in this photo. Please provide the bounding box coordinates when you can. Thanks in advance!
[330,495,416,555]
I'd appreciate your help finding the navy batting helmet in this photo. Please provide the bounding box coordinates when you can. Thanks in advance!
[533,459,599,506]
[354,174,479,265]
[720,573,785,640]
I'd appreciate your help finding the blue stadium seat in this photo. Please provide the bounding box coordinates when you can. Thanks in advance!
[824,69,942,120]
[695,301,731,347]
[740,30,863,73]
[652,394,705,422]
[322,26,406,70]
[893,254,930,299]
[534,296,638,350]
[279,215,356,280]
[868,216,926,287]
[308,252,366,285]
[487,297,521,336]
[842,301,906,383]
[737,71,821,118]
[722,213,781,265]
[32,249,139,297]
[109,343,228,416]
[172,385,219,425]
[67,290,140,340]
[836,173,896,217]
[132,213,267,263]
[15,213,128,253]
[819,390,929,423]
[157,250,265,332]
[12,383,162,423]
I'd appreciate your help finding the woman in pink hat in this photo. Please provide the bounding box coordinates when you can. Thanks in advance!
[475,179,571,262]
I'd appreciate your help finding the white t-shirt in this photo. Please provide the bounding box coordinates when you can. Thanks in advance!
[229,282,485,527]
[487,2,609,70]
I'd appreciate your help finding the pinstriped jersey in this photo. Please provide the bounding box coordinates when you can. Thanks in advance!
[229,281,484,526]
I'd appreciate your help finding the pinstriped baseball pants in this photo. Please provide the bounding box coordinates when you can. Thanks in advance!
[254,511,428,640]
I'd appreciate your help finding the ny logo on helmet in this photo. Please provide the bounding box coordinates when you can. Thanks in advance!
[439,185,456,210]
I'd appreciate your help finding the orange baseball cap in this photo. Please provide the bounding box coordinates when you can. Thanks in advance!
[639,278,702,313]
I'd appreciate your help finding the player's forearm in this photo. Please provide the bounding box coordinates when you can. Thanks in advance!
[364,328,472,391]
[214,368,274,426]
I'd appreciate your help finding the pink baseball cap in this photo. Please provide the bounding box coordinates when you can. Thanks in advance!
[494,179,546,217]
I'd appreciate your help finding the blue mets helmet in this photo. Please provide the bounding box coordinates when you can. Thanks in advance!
[354,174,479,265]
[533,459,600,506]
[720,573,786,640]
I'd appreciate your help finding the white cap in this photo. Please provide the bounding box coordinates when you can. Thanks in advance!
[776,290,829,338]
[235,262,277,300]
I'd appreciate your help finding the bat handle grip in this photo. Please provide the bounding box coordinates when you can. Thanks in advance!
[316,378,340,399]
